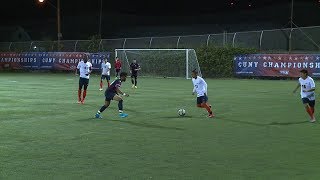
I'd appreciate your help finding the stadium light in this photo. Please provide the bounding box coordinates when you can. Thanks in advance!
[37,0,62,51]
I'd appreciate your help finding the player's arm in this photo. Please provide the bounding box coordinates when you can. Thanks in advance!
[86,65,92,76]
[202,79,208,95]
[135,64,141,71]
[116,87,129,97]
[192,82,196,95]
[293,83,300,93]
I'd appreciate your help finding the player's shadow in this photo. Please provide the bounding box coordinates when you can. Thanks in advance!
[268,121,310,126]
[223,118,267,127]
[109,120,184,131]
[224,118,310,126]
[76,118,99,122]
[159,115,193,119]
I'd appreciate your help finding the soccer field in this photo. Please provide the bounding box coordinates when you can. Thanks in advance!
[1,73,320,179]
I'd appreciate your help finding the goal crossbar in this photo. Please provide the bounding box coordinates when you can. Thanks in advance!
[115,49,202,79]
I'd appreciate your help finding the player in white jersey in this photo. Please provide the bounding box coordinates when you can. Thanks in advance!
[99,59,111,91]
[191,69,214,118]
[293,69,316,122]
[75,55,92,104]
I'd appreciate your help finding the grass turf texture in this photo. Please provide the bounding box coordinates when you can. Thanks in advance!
[1,73,320,179]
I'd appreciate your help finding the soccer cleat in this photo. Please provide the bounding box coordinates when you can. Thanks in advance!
[208,113,215,118]
[119,113,128,118]
[134,86,137,89]
[95,113,102,119]
[81,100,85,104]
[99,88,103,91]
[77,101,81,104]
[310,117,316,123]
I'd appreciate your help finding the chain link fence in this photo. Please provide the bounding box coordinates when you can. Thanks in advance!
[1,26,320,53]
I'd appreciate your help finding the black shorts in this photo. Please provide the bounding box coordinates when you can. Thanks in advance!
[101,75,110,81]
[79,77,89,87]
[197,95,208,105]
[302,98,315,107]
[105,92,116,101]
[116,69,121,73]
[131,73,138,78]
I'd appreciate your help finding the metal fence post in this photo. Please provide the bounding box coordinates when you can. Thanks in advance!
[289,28,293,53]
[9,42,12,51]
[99,39,103,51]
[259,31,264,51]
[122,38,127,49]
[206,34,211,47]
[29,41,34,51]
[149,37,153,48]
[176,36,181,49]
[74,40,78,52]
[232,33,237,48]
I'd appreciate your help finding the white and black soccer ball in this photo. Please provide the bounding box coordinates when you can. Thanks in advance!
[178,108,186,116]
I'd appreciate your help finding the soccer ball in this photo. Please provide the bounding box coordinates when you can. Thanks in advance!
[178,109,186,116]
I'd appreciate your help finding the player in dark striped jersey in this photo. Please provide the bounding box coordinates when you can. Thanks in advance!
[95,72,129,118]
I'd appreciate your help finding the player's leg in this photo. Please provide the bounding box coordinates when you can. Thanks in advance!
[113,95,128,118]
[106,75,110,87]
[134,75,138,88]
[99,75,104,91]
[200,95,214,118]
[78,78,84,103]
[115,69,119,78]
[302,98,313,121]
[95,92,114,118]
[131,74,135,88]
[309,100,316,122]
[95,100,111,118]
[81,79,89,104]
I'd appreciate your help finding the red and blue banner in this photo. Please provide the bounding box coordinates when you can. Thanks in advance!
[234,54,320,77]
[0,52,110,71]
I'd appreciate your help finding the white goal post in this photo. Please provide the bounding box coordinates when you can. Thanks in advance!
[115,49,202,79]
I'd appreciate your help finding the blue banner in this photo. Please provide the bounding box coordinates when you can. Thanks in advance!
[0,52,110,71]
[234,54,320,77]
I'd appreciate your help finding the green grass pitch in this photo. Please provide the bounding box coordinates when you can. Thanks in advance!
[1,73,320,179]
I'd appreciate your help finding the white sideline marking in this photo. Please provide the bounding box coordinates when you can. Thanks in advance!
[8,81,18,83]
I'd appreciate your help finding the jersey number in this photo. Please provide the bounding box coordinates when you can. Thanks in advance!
[302,85,306,88]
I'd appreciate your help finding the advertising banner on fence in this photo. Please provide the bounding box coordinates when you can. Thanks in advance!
[234,54,320,77]
[0,52,110,71]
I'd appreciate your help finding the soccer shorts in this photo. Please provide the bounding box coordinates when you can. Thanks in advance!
[105,92,116,101]
[116,69,121,73]
[197,95,208,105]
[79,77,89,88]
[101,75,110,81]
[302,98,315,107]
[131,73,138,78]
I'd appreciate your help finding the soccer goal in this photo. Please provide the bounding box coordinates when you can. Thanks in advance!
[115,49,202,79]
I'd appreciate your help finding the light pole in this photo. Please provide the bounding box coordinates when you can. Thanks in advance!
[99,0,103,38]
[38,0,62,51]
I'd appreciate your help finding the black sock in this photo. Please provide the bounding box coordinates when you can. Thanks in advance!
[118,100,123,112]
[99,105,107,113]
[135,79,137,86]
[131,79,134,85]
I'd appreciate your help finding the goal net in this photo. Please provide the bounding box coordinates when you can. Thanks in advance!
[115,49,202,79]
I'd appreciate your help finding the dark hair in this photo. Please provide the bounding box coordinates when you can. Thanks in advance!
[300,69,308,75]
[192,69,198,74]
[120,72,127,77]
